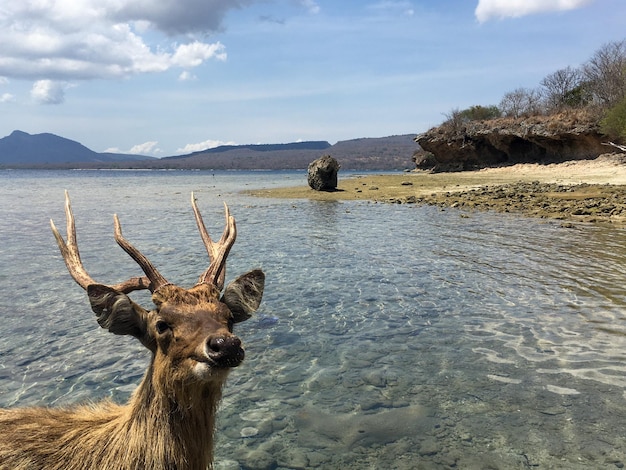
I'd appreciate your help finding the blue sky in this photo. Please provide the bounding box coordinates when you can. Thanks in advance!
[0,0,624,157]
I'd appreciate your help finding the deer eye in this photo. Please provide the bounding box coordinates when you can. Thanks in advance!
[155,320,171,334]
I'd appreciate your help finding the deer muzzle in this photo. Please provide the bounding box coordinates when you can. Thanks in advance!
[207,336,245,368]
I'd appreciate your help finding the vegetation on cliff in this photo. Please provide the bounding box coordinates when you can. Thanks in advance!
[601,95,626,142]
[416,38,626,171]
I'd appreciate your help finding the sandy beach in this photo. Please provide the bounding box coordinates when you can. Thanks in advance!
[247,154,626,226]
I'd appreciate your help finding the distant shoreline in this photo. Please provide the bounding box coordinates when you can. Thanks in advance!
[0,131,417,171]
[246,154,626,226]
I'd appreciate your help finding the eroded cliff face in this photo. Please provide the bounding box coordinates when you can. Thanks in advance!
[415,112,607,172]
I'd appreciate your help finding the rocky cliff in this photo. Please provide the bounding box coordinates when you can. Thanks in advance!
[414,111,607,172]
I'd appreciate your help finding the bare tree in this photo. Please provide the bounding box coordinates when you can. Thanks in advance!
[582,39,626,107]
[499,87,543,118]
[443,107,464,133]
[540,66,583,110]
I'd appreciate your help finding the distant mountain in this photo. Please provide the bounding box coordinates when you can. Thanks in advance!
[0,130,150,166]
[151,135,417,170]
[328,135,418,169]
[0,131,418,170]
[166,141,332,160]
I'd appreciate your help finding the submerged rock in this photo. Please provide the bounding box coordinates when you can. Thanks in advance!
[240,427,259,438]
[294,404,431,450]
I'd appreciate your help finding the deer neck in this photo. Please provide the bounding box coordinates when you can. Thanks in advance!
[124,363,226,469]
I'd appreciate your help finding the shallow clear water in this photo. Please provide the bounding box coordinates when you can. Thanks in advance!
[1,169,626,469]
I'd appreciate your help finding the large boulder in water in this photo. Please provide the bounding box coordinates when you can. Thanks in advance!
[307,155,340,191]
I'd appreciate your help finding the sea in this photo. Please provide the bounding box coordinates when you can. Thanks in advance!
[1,169,625,469]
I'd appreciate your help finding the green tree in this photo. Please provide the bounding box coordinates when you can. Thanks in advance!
[540,66,584,110]
[459,105,501,121]
[562,82,592,108]
[600,95,626,141]
[443,105,501,133]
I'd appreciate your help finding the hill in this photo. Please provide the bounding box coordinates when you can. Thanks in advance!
[328,135,417,169]
[0,131,418,170]
[0,130,150,166]
[166,141,332,159]
[145,135,416,170]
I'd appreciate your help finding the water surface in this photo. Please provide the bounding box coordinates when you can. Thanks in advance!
[1,170,625,469]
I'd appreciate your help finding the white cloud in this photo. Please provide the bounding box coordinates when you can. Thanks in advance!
[178,71,197,81]
[31,80,67,104]
[105,141,162,155]
[172,41,227,68]
[176,139,237,153]
[367,1,415,16]
[0,76,12,102]
[475,0,594,22]
[110,0,254,36]
[129,141,161,155]
[299,0,320,14]
[0,0,246,87]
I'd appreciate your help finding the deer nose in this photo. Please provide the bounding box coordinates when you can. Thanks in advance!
[208,336,244,367]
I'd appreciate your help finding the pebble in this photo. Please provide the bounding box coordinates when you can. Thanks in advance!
[277,448,309,469]
[241,449,276,470]
[240,426,259,438]
[213,460,241,470]
[419,438,440,456]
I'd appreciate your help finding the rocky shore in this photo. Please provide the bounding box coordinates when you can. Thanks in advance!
[247,154,626,226]
[414,110,605,172]
[411,180,626,226]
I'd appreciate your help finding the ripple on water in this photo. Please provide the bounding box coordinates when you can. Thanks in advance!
[2,172,626,469]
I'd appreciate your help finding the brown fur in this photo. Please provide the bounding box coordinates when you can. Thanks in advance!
[0,277,264,470]
[0,380,219,470]
[0,194,264,470]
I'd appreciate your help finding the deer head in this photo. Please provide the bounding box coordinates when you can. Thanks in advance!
[50,191,265,391]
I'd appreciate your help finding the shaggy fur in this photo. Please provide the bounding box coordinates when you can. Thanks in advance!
[1,193,264,469]
[0,274,265,470]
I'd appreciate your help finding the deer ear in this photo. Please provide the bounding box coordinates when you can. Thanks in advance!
[221,269,265,323]
[87,284,152,346]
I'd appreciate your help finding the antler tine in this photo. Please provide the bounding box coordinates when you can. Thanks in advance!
[50,190,98,291]
[51,191,152,294]
[113,215,170,293]
[191,192,237,290]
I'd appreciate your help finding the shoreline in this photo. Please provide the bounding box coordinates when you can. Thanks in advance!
[246,154,626,226]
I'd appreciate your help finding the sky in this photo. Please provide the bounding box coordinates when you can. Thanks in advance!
[0,0,625,157]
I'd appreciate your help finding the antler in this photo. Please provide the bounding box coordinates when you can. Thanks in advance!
[113,214,171,292]
[50,191,167,294]
[191,192,237,291]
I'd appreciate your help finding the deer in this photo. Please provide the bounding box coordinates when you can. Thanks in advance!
[0,191,265,470]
